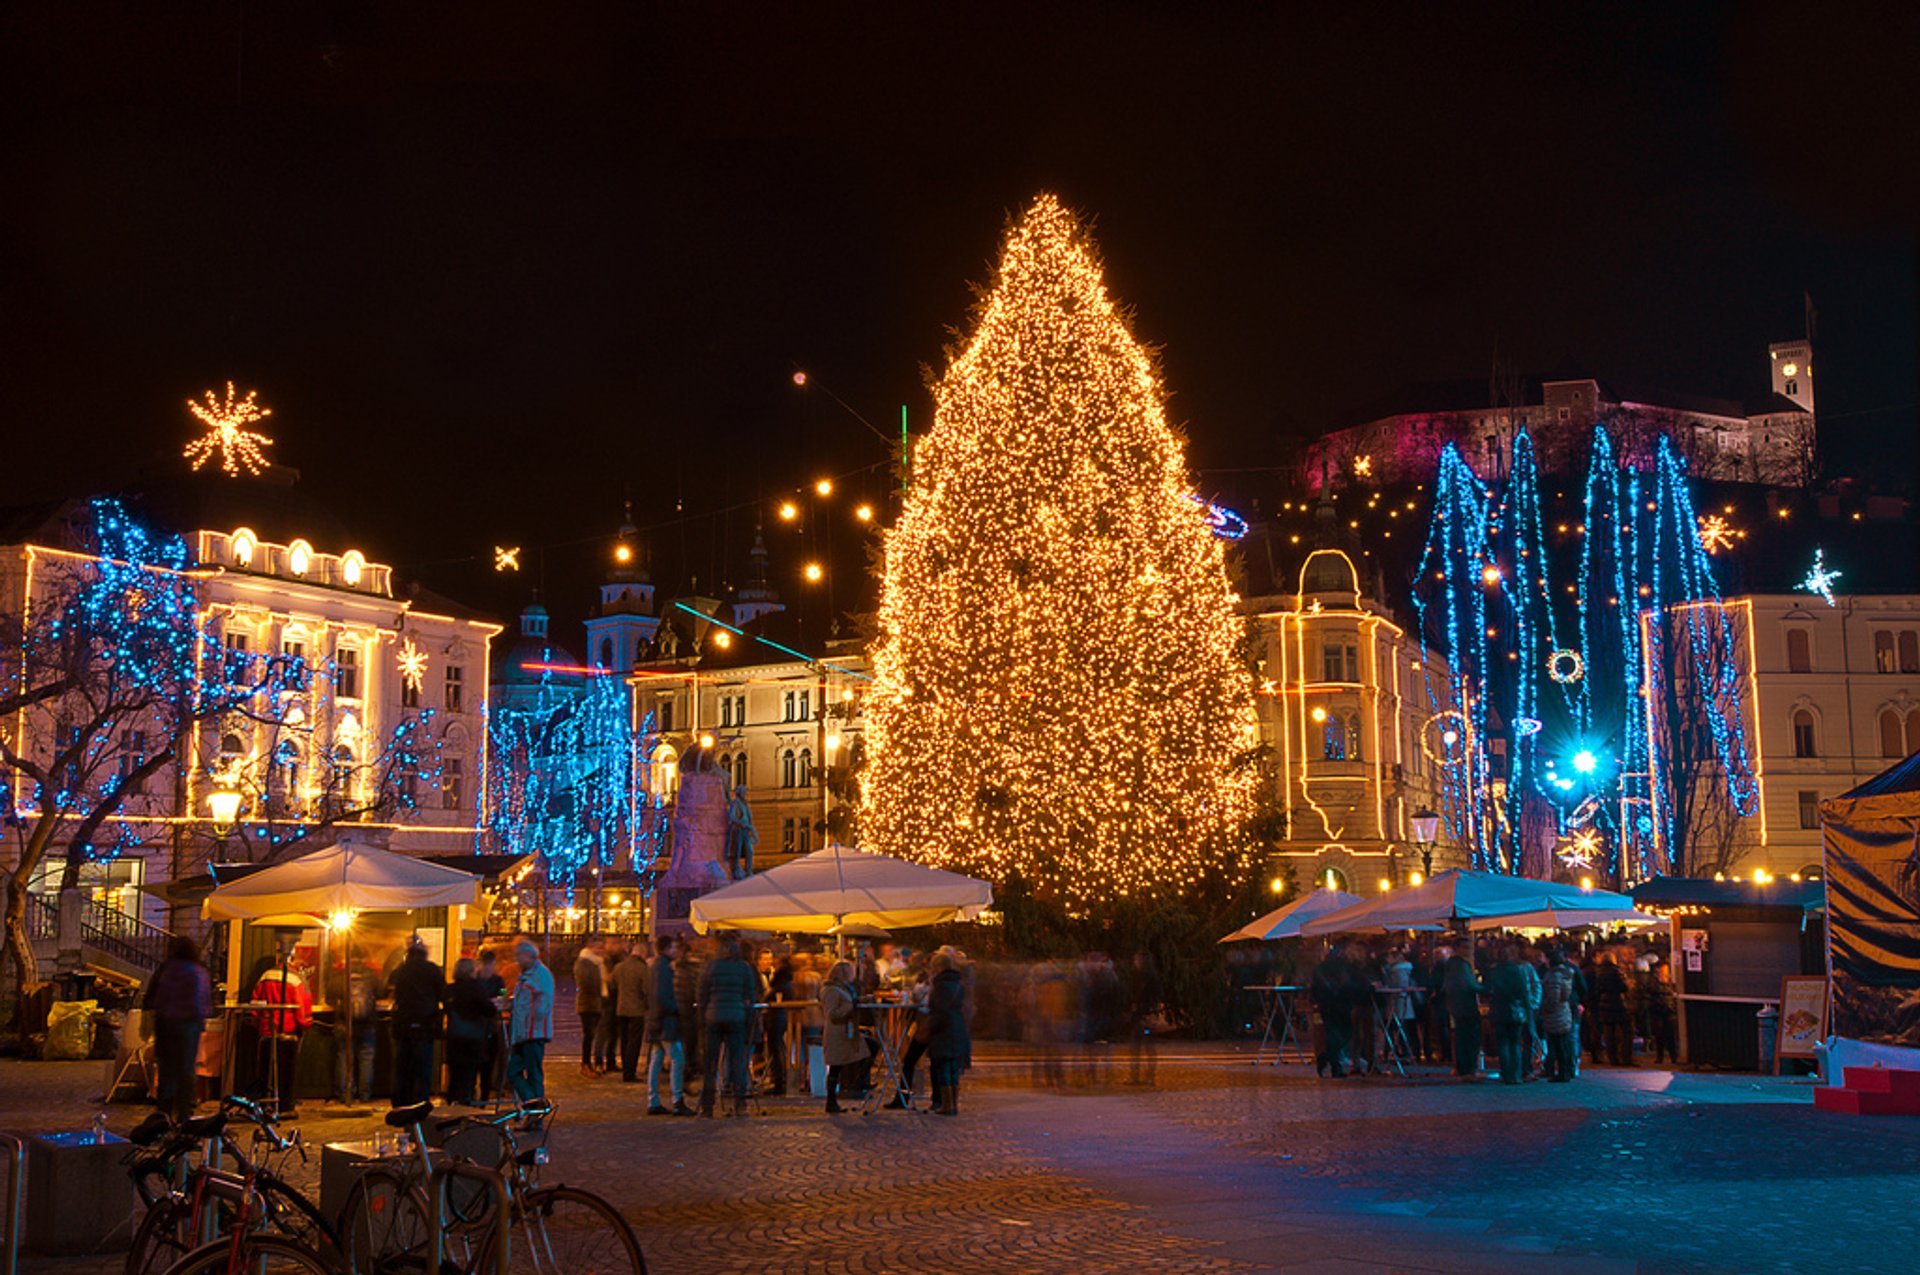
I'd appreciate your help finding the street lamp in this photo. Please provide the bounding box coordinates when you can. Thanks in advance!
[1410,807,1441,877]
[207,783,243,837]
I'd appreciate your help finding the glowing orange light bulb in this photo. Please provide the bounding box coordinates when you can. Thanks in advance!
[804,562,824,582]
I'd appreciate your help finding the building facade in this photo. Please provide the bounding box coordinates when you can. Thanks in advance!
[1245,548,1460,893]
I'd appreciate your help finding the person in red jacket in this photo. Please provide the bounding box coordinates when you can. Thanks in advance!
[252,955,313,1117]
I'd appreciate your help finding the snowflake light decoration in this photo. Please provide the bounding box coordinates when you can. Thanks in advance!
[1559,827,1601,871]
[183,382,275,476]
[1352,454,1373,478]
[397,638,428,693]
[1696,514,1735,555]
[1800,548,1841,607]
[494,545,521,572]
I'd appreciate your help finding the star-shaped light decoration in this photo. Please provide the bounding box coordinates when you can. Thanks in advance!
[1352,454,1373,478]
[1800,548,1841,607]
[1259,678,1278,695]
[1559,827,1601,871]
[1697,514,1736,555]
[183,382,275,476]
[494,546,521,572]
[397,638,428,693]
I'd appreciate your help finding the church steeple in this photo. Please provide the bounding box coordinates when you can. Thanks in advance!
[733,522,785,625]
[585,497,660,671]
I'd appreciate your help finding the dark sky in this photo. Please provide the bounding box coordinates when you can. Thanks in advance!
[2,2,1914,635]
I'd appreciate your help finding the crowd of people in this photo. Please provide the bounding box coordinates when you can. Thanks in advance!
[1303,933,1679,1083]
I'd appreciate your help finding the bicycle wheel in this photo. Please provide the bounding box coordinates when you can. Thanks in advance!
[159,1233,336,1275]
[513,1187,646,1275]
[336,1168,430,1274]
[257,1176,342,1265]
[126,1196,195,1275]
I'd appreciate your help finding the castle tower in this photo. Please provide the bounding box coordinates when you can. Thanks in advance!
[1769,339,1814,414]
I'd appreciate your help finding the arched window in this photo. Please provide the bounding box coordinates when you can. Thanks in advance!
[1322,715,1347,761]
[273,738,300,793]
[1787,628,1812,673]
[598,638,613,669]
[1903,632,1920,674]
[1908,710,1920,757]
[1792,709,1817,758]
[651,744,680,802]
[798,748,813,787]
[1347,714,1364,761]
[781,749,796,788]
[717,753,732,780]
[1881,710,1905,758]
[218,732,244,765]
[733,753,748,789]
[1319,865,1349,892]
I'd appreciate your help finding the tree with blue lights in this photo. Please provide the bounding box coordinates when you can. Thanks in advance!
[1414,429,1759,881]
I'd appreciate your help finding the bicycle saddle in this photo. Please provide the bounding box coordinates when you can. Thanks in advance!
[385,1101,434,1128]
[128,1111,172,1147]
[177,1111,229,1140]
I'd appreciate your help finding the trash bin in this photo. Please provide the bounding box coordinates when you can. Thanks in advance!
[1756,1005,1779,1074]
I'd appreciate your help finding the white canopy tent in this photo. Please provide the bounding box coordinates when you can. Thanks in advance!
[202,840,484,922]
[689,844,993,935]
[1218,888,1365,943]
[1299,869,1655,936]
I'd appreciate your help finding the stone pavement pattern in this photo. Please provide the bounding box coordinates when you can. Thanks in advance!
[3,1047,1917,1273]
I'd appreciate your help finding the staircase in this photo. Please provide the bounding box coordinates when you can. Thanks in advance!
[1815,1066,1920,1116]
[21,891,175,985]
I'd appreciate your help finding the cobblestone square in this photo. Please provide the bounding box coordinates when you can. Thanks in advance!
[2,1046,1915,1274]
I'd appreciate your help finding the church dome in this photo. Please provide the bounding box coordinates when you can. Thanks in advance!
[1299,548,1362,602]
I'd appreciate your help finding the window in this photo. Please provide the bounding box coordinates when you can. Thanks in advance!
[798,821,812,853]
[399,760,419,808]
[334,648,359,699]
[120,731,148,794]
[798,748,813,787]
[1321,640,1359,683]
[1882,710,1905,758]
[717,753,732,781]
[442,758,463,810]
[799,691,811,721]
[599,638,613,669]
[1798,790,1820,830]
[1876,631,1896,673]
[1322,716,1348,761]
[282,639,310,692]
[720,698,734,728]
[218,732,245,767]
[273,739,300,795]
[1785,380,1798,396]
[781,749,796,788]
[400,675,420,710]
[331,743,355,792]
[443,665,464,712]
[781,818,795,852]
[1786,628,1811,673]
[1347,714,1364,762]
[1323,643,1343,683]
[733,752,747,789]
[1903,631,1920,674]
[1792,710,1817,758]
[658,697,674,733]
[783,691,796,722]
[734,695,747,725]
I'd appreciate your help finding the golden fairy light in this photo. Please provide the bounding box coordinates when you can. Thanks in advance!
[1696,514,1736,555]
[183,381,276,476]
[861,194,1259,910]
[494,546,521,572]
[397,638,428,693]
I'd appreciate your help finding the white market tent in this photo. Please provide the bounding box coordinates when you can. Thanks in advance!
[202,840,484,921]
[1298,869,1655,936]
[1218,888,1365,943]
[689,844,993,935]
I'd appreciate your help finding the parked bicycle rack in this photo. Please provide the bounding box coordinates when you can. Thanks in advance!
[429,1161,509,1275]
[0,1133,24,1275]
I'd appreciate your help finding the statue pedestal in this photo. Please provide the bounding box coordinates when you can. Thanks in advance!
[652,769,731,940]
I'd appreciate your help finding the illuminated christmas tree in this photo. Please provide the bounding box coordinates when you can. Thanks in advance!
[862,195,1259,911]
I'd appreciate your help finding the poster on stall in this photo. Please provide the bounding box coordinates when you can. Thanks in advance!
[1776,976,1828,1069]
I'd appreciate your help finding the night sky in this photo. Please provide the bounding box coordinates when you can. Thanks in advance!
[3,3,1914,635]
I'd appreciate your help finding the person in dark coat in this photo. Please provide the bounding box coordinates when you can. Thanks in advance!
[387,937,445,1107]
[1309,944,1361,1079]
[674,944,704,1098]
[1591,953,1633,1066]
[444,957,496,1106]
[926,953,971,1115]
[697,937,757,1117]
[645,936,690,1115]
[1487,945,1541,1085]
[1127,950,1165,1086]
[144,935,212,1122]
[1442,946,1485,1076]
[612,939,652,1083]
[474,948,507,1102]
[763,951,795,1097]
[1423,946,1452,1064]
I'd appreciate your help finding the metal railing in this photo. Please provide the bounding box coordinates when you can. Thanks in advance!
[22,895,57,943]
[79,898,174,971]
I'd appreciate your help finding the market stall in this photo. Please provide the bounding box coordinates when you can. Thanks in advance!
[1631,875,1825,1070]
[688,843,993,936]
[1300,870,1654,936]
[201,840,484,1103]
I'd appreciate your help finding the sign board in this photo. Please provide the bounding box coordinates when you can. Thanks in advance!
[1776,975,1829,1070]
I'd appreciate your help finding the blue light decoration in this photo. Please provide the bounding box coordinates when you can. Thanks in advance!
[1800,548,1841,607]
[1413,429,1760,878]
[1188,494,1250,541]
[482,663,641,892]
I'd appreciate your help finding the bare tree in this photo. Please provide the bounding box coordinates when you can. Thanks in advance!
[1646,603,1761,878]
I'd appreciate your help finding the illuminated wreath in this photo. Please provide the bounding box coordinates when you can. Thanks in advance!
[1547,649,1585,684]
[1418,710,1472,768]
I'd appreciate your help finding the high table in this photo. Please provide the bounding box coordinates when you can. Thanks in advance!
[1370,985,1416,1077]
[751,999,818,1097]
[1247,985,1308,1065]
[855,1000,921,1112]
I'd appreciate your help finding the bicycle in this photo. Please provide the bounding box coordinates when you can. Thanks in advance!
[337,1099,646,1274]
[153,1144,337,1275]
[124,1096,337,1275]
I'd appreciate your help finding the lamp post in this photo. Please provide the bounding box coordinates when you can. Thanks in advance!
[1410,807,1441,879]
[207,782,243,840]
